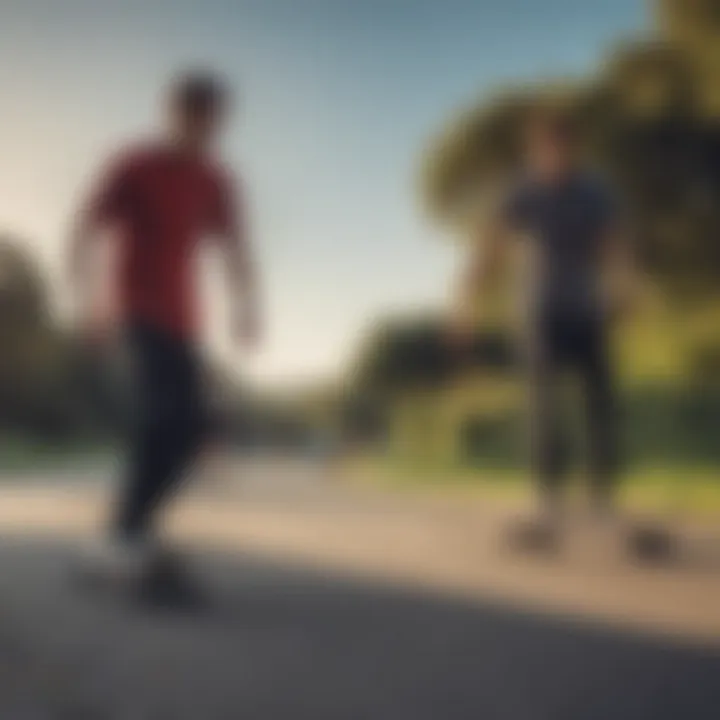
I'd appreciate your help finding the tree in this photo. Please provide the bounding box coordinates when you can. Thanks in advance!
[0,237,121,441]
[420,0,720,300]
[351,315,516,399]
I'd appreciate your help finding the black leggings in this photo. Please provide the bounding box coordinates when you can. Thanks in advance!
[527,310,618,504]
[115,323,206,539]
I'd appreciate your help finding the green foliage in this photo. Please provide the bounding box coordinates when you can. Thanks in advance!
[394,384,720,472]
[352,316,516,397]
[0,240,88,440]
[352,317,453,395]
[0,239,131,443]
[421,1,720,297]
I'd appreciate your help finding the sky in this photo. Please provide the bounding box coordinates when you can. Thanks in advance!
[0,0,646,387]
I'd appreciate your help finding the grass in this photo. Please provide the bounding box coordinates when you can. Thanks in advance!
[0,436,115,474]
[617,466,720,517]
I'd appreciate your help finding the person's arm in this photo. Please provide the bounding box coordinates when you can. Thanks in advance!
[66,204,99,311]
[598,183,638,320]
[212,173,262,348]
[463,214,508,299]
[449,178,522,345]
[66,155,129,339]
[602,224,638,320]
[449,213,510,344]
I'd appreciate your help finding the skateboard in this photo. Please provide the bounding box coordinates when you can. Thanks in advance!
[72,545,209,611]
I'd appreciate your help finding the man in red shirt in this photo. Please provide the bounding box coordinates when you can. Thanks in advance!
[68,71,260,580]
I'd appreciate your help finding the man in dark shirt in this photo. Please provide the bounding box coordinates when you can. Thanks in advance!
[68,71,261,578]
[453,108,635,545]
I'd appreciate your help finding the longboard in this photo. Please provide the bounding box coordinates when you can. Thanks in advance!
[72,548,210,612]
[502,512,677,565]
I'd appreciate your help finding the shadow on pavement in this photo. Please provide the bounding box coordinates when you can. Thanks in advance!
[0,533,718,720]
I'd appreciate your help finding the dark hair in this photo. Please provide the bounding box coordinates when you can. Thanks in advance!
[171,71,230,117]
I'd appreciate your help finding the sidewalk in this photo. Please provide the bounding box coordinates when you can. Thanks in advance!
[0,466,718,644]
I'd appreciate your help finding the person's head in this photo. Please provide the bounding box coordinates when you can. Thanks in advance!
[521,106,580,181]
[167,71,231,150]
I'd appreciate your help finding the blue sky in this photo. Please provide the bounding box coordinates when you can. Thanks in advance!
[0,0,646,385]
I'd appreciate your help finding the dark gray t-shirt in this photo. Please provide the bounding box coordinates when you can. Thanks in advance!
[503,171,617,317]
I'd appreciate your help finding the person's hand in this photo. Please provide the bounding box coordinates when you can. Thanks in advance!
[605,282,638,323]
[74,300,118,349]
[232,304,262,351]
[607,295,631,323]
[446,311,475,352]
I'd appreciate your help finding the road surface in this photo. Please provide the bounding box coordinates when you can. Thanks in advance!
[0,458,718,719]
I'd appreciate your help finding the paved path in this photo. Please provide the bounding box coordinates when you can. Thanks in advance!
[0,536,718,720]
[2,458,719,640]
[0,459,718,718]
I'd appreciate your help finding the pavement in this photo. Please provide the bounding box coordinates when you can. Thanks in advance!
[0,458,718,719]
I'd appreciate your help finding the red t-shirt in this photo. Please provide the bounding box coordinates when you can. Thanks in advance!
[89,143,238,338]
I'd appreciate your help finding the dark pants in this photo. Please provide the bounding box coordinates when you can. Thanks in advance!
[527,309,617,506]
[115,323,205,539]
